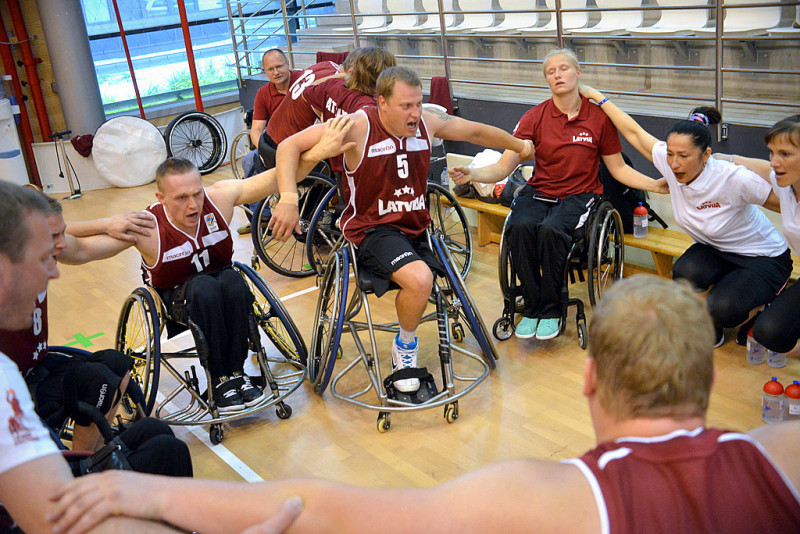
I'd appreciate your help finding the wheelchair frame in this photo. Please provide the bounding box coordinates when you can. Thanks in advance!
[250,171,336,277]
[308,232,497,432]
[115,262,306,444]
[493,197,625,347]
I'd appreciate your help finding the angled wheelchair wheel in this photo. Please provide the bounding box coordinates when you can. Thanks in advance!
[164,111,227,175]
[587,201,624,307]
[309,249,348,394]
[230,131,253,181]
[498,212,513,303]
[305,186,344,275]
[251,172,335,277]
[235,262,308,367]
[426,183,472,279]
[431,235,498,368]
[115,288,161,416]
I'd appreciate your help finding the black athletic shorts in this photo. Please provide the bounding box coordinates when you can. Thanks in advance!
[356,226,445,297]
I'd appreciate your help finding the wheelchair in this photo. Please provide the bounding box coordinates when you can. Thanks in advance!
[307,227,497,432]
[304,181,473,280]
[493,196,624,347]
[115,262,306,444]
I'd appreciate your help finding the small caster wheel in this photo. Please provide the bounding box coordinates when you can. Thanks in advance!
[210,424,224,445]
[577,321,587,349]
[493,317,514,341]
[250,255,260,271]
[276,402,292,419]
[452,322,465,342]
[336,346,343,360]
[444,402,459,424]
[377,412,391,433]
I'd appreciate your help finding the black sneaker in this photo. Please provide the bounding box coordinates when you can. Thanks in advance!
[213,376,246,413]
[736,311,762,346]
[232,372,266,407]
[714,327,725,349]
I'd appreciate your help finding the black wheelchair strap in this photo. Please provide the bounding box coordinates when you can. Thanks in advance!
[383,367,433,388]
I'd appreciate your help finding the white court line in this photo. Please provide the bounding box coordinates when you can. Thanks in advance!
[156,392,265,482]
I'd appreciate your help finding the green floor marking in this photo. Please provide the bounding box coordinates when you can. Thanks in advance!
[63,332,105,348]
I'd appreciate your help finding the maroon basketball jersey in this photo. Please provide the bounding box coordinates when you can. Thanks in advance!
[304,77,376,122]
[266,61,340,144]
[0,291,48,376]
[303,77,376,174]
[567,427,800,533]
[341,106,432,247]
[143,191,233,290]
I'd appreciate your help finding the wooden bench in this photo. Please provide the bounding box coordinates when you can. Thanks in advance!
[453,196,510,246]
[453,197,800,283]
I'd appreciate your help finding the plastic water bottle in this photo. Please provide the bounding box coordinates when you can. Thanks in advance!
[767,349,787,368]
[746,328,765,365]
[440,167,449,189]
[633,202,648,238]
[762,377,785,424]
[785,381,800,421]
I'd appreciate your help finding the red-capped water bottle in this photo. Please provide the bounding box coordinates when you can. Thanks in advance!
[762,377,785,424]
[746,327,765,365]
[633,202,648,238]
[785,380,800,421]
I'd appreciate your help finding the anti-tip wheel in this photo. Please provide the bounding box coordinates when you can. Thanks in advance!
[444,403,459,424]
[377,413,391,433]
[452,322,465,342]
[577,321,588,350]
[276,402,292,420]
[493,317,514,341]
[210,424,224,445]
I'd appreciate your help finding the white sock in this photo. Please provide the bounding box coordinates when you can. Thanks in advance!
[398,327,416,345]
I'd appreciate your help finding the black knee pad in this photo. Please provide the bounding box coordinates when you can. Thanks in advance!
[119,417,175,449]
[63,363,125,426]
[88,349,133,376]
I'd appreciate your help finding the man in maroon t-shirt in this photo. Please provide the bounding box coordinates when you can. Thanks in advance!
[45,276,800,534]
[273,66,532,393]
[450,48,668,341]
[251,48,302,149]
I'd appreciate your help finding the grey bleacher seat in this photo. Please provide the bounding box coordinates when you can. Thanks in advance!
[448,0,496,32]
[628,0,710,35]
[333,0,388,32]
[518,0,589,35]
[768,5,800,35]
[568,0,644,35]
[363,0,420,33]
[411,0,458,31]
[473,0,540,33]
[695,0,781,36]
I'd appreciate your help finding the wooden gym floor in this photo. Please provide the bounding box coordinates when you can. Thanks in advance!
[47,165,800,485]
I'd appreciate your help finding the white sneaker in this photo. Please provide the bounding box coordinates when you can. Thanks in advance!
[391,336,420,393]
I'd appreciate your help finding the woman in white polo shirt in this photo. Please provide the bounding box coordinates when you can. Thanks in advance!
[716,116,800,353]
[580,85,791,347]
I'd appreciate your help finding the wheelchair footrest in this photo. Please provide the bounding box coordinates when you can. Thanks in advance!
[384,368,438,404]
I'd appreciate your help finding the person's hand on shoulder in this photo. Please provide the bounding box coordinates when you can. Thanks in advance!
[578,83,603,103]
[107,211,156,243]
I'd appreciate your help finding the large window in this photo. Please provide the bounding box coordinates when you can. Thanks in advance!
[80,0,282,115]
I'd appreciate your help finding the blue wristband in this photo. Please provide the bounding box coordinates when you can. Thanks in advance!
[598,97,609,106]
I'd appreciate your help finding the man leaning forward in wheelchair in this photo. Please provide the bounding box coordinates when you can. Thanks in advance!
[271,66,533,394]
[71,116,355,412]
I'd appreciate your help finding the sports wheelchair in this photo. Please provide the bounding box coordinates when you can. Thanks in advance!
[307,226,497,432]
[115,262,306,444]
[493,196,624,347]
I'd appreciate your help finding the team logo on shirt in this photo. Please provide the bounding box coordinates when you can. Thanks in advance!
[6,388,35,445]
[573,131,593,144]
[696,201,721,210]
[368,139,396,157]
[379,193,426,215]
[204,213,220,233]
